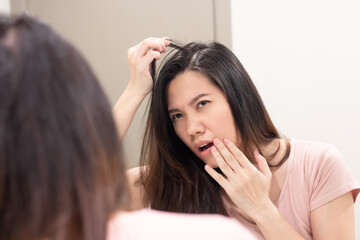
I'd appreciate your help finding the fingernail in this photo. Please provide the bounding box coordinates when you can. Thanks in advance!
[213,138,220,144]
[204,165,210,171]
[163,37,170,44]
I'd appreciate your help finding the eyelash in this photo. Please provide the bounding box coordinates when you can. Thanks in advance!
[197,100,209,109]
[171,113,183,121]
[170,100,210,122]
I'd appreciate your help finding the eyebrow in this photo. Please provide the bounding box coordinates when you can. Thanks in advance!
[168,93,210,114]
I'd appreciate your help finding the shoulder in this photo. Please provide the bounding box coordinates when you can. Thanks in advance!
[126,166,141,182]
[126,166,146,209]
[290,139,359,209]
[290,138,344,167]
[108,209,258,240]
[291,138,338,154]
[289,138,350,179]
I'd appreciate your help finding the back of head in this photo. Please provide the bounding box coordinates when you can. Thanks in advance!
[0,15,128,240]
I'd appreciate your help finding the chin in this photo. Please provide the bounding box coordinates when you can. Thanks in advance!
[195,153,218,168]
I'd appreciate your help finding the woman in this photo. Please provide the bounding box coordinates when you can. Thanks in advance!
[121,38,360,239]
[0,15,257,240]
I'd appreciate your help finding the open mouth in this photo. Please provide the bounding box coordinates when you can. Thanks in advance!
[199,142,214,152]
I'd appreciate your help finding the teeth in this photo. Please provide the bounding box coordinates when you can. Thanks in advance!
[199,142,214,152]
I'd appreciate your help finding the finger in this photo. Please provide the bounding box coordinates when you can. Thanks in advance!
[254,149,271,178]
[137,38,168,57]
[145,50,161,62]
[162,36,171,46]
[213,138,242,173]
[210,146,236,178]
[223,138,255,170]
[204,165,231,191]
[144,50,161,63]
[134,50,161,72]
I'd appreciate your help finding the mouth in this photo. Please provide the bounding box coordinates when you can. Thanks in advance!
[199,142,214,152]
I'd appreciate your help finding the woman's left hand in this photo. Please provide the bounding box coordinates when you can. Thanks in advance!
[204,138,273,222]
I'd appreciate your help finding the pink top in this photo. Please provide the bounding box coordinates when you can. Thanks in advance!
[224,139,360,239]
[107,209,258,240]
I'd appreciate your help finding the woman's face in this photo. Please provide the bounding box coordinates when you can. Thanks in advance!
[167,71,239,167]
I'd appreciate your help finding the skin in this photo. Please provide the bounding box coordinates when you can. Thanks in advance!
[167,71,239,168]
[113,37,170,140]
[205,138,355,240]
[118,37,356,240]
[113,37,170,210]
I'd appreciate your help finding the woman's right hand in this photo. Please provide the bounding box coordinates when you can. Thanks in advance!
[127,37,170,97]
[113,37,170,140]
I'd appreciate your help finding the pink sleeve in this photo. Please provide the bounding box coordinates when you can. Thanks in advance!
[309,145,360,211]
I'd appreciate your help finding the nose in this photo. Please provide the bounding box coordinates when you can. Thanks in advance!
[186,115,205,137]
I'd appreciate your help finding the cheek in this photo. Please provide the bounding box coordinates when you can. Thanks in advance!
[173,123,189,145]
[212,107,238,141]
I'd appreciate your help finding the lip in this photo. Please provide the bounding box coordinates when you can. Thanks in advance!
[199,145,213,157]
[194,140,214,156]
[194,140,212,149]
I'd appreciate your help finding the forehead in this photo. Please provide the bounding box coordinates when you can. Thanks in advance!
[167,71,222,106]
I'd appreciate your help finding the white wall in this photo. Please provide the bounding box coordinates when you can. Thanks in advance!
[0,0,10,13]
[13,0,231,169]
[231,0,360,238]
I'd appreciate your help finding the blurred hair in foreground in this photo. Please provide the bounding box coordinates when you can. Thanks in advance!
[0,14,129,240]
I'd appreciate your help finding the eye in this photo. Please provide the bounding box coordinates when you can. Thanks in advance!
[197,100,209,109]
[171,113,183,121]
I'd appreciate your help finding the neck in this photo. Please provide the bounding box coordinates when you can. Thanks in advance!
[258,138,287,167]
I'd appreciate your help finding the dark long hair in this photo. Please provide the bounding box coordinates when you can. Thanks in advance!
[0,15,129,240]
[140,41,289,214]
